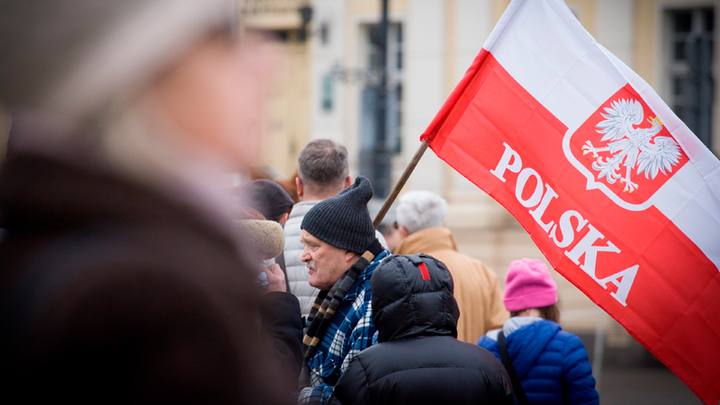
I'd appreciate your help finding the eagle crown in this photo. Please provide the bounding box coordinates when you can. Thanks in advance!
[581,98,681,193]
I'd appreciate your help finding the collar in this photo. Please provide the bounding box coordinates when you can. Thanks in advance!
[394,226,456,255]
[288,200,319,219]
[485,316,544,341]
[343,248,389,302]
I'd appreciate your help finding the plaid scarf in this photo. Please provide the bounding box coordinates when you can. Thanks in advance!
[302,239,383,361]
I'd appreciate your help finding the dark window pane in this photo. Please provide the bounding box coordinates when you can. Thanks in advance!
[322,75,333,112]
[674,11,693,32]
[703,8,714,32]
[369,26,381,46]
[369,52,381,69]
[673,77,683,96]
[668,8,715,150]
[320,23,329,45]
[674,105,686,121]
[674,40,686,60]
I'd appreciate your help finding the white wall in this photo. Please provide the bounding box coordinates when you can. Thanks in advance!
[310,0,347,145]
[595,0,635,68]
[404,0,447,192]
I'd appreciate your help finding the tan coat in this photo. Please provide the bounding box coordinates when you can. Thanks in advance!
[394,227,508,343]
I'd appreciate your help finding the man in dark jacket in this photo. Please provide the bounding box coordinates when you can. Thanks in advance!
[331,254,513,405]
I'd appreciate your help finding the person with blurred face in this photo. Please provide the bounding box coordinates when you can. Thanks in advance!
[0,1,295,403]
[296,176,390,405]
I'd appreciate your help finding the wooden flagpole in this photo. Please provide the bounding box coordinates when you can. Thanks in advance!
[373,141,430,228]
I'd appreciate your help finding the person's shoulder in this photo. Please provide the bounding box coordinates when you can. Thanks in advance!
[555,328,589,354]
[455,336,497,352]
[453,251,495,275]
[371,249,392,265]
[554,324,581,343]
[289,200,319,216]
[433,337,509,378]
[514,319,560,340]
[285,202,319,232]
[478,331,500,348]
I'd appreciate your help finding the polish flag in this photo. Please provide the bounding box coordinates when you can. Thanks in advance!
[421,1,720,403]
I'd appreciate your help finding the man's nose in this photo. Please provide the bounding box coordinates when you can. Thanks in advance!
[301,247,310,263]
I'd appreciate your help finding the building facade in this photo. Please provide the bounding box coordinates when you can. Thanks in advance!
[259,0,719,209]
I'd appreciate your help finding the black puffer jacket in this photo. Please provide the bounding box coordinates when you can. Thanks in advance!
[331,254,513,405]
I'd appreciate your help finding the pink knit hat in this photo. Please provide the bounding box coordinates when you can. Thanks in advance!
[503,258,557,312]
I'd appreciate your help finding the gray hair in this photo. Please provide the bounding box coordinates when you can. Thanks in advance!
[297,139,349,191]
[396,191,447,234]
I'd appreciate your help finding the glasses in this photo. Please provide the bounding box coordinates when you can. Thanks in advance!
[393,221,399,230]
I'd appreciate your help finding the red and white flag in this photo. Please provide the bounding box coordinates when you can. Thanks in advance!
[421,1,720,403]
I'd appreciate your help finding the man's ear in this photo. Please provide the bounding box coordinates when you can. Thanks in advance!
[278,212,290,225]
[399,226,410,238]
[296,177,304,198]
[345,250,359,262]
[343,176,352,188]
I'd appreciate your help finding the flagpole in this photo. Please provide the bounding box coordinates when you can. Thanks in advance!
[373,141,430,228]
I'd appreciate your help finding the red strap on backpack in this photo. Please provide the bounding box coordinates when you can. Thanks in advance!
[418,262,430,280]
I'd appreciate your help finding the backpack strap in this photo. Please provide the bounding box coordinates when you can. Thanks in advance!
[498,330,530,405]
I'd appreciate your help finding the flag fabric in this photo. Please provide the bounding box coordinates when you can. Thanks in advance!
[421,1,720,403]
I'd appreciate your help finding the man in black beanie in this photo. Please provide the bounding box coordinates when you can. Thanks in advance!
[297,176,390,405]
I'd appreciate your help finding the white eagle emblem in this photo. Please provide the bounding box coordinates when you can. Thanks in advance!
[581,98,682,193]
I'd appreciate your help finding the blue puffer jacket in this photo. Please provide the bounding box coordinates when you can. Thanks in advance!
[478,317,598,405]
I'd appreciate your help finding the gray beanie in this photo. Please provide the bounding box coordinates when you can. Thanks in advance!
[301,176,376,254]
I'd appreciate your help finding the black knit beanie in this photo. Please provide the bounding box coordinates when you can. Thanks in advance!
[301,176,376,254]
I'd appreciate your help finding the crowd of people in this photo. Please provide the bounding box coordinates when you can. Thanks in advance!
[0,1,599,404]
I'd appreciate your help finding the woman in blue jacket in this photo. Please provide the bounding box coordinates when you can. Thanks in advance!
[478,259,599,405]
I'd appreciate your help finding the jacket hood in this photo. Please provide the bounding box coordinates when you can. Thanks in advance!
[505,319,561,378]
[370,253,459,342]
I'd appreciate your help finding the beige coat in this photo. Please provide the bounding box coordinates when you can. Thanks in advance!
[394,227,508,343]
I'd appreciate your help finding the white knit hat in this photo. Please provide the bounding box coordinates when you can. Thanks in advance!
[0,0,237,119]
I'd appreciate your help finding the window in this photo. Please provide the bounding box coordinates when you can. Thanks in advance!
[359,23,403,155]
[357,22,403,198]
[322,74,333,112]
[666,8,714,149]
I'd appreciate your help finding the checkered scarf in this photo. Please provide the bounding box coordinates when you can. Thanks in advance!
[302,239,383,361]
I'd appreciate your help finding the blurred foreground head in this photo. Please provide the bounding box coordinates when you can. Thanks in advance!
[0,0,275,171]
[0,2,295,403]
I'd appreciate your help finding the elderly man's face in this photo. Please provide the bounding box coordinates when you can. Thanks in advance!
[300,230,357,290]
